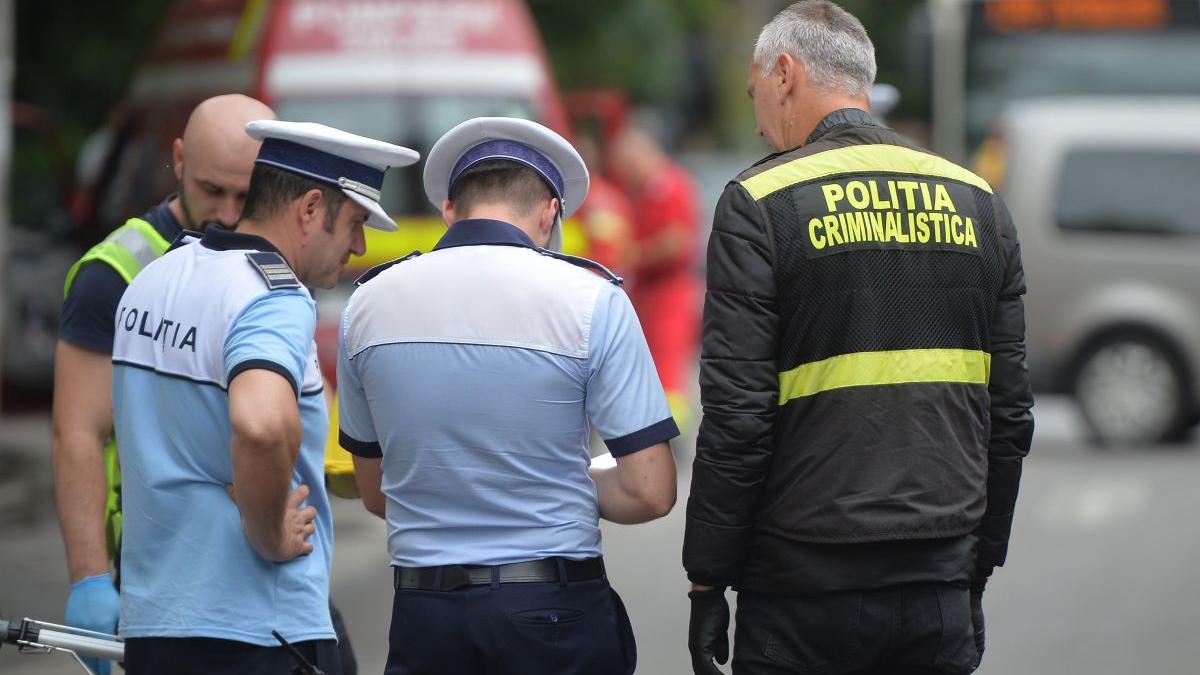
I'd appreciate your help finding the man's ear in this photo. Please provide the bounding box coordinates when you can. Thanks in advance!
[442,199,456,226]
[776,52,799,98]
[541,198,560,237]
[172,138,184,182]
[297,188,324,239]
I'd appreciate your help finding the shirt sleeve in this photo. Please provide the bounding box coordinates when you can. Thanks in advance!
[337,305,381,459]
[683,181,779,587]
[222,290,316,397]
[585,284,680,457]
[58,261,128,353]
[978,195,1035,578]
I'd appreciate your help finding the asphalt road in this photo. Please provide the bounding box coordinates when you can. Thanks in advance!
[3,397,1199,674]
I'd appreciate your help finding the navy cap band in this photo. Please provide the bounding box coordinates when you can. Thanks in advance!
[256,138,384,193]
[449,140,565,201]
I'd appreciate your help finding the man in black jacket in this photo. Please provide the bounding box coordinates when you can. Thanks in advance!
[683,2,1034,673]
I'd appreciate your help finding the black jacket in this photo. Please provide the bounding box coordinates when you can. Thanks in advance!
[683,110,1034,594]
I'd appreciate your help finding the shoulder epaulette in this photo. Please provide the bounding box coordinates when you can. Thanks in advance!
[246,251,301,290]
[355,250,422,286]
[536,249,624,286]
[166,229,204,253]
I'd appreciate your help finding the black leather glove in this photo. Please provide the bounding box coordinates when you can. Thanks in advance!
[970,576,987,666]
[688,587,730,675]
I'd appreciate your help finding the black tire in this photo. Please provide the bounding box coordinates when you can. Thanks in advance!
[1072,333,1192,446]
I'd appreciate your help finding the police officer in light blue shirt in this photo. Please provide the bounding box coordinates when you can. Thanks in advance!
[339,117,680,675]
[111,120,418,675]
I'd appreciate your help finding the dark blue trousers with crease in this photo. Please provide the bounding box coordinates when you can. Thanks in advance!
[384,576,636,675]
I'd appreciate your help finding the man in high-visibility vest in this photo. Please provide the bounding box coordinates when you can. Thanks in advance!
[51,94,275,675]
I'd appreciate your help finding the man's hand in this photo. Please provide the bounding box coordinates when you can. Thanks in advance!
[279,485,318,560]
[227,483,316,562]
[64,572,119,675]
[970,576,987,665]
[688,586,730,675]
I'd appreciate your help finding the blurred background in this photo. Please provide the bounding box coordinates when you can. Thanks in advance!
[3,0,1200,673]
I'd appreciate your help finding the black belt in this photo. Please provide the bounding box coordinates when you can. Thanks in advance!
[394,556,606,591]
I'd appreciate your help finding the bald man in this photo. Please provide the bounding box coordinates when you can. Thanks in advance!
[52,94,275,675]
[172,94,277,229]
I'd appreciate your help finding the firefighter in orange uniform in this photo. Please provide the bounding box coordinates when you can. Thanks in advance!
[610,128,700,423]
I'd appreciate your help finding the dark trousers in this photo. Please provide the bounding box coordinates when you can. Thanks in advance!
[733,583,979,675]
[125,636,340,675]
[330,601,357,675]
[385,577,636,675]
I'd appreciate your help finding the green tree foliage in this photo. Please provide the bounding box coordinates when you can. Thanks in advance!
[14,0,170,152]
[16,0,928,155]
[529,0,927,147]
[527,0,723,105]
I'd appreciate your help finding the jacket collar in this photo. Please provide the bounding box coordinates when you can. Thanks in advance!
[746,108,884,172]
[806,108,880,145]
[153,194,184,240]
[433,218,536,251]
[200,224,284,255]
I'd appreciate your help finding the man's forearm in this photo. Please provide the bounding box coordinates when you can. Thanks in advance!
[351,455,386,519]
[51,431,111,582]
[231,431,298,561]
[590,467,654,523]
[589,452,676,524]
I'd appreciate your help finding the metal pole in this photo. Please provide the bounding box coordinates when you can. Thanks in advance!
[0,0,13,411]
[25,627,126,662]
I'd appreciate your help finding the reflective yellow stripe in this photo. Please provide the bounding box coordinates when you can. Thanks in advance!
[103,436,122,559]
[354,216,591,270]
[778,349,991,404]
[740,145,994,201]
[63,218,171,295]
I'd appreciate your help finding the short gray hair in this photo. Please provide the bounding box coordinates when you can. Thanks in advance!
[754,1,876,96]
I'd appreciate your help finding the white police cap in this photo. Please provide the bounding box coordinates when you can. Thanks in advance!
[245,120,420,232]
[423,117,589,251]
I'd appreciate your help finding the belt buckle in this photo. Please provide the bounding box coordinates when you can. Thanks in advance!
[439,565,473,591]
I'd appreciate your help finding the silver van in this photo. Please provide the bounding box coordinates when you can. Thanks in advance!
[994,98,1200,445]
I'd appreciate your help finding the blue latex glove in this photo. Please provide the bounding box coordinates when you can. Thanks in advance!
[64,573,119,675]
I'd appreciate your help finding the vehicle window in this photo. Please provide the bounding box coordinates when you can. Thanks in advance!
[965,34,1200,152]
[275,96,535,216]
[1056,149,1200,236]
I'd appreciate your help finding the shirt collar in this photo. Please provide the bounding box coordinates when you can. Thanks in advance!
[806,108,881,145]
[433,218,536,251]
[200,224,284,255]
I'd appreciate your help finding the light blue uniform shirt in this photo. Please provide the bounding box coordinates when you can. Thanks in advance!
[111,227,333,645]
[338,219,678,567]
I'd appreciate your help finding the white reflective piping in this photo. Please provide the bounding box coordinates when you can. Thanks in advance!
[338,177,382,202]
[265,53,544,96]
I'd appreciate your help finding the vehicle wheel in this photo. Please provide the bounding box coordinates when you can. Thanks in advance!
[1073,334,1191,446]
